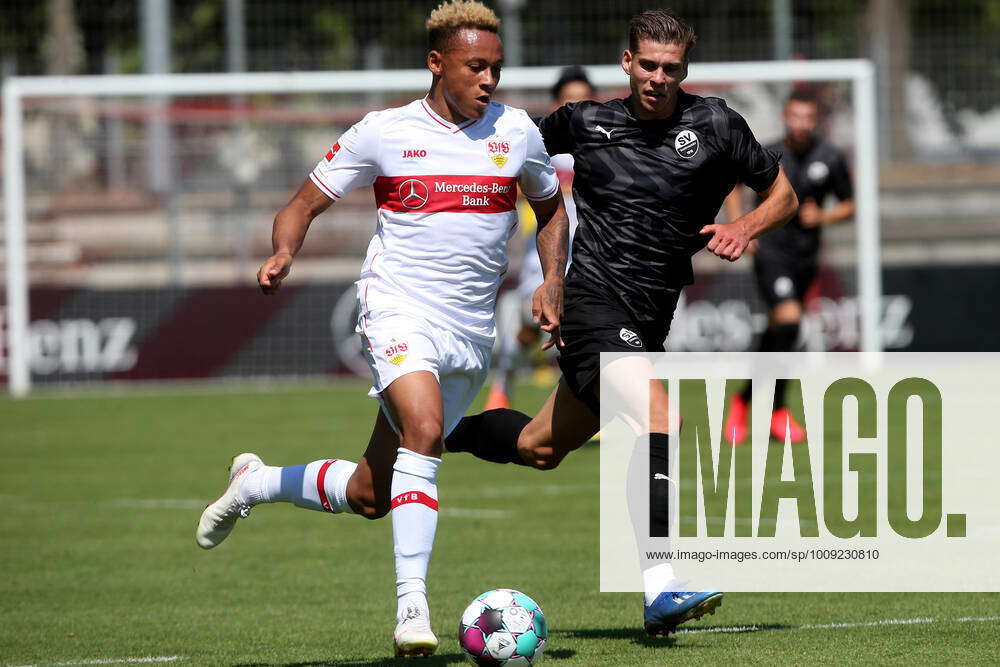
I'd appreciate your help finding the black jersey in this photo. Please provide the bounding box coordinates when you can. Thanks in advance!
[539,92,779,325]
[758,138,852,258]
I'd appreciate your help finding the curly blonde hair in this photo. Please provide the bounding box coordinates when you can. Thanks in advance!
[427,1,501,52]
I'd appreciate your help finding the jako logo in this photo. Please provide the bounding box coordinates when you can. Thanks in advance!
[401,149,427,158]
[674,129,700,159]
[619,328,643,348]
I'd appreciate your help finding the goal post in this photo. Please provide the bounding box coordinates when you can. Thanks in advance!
[2,60,879,396]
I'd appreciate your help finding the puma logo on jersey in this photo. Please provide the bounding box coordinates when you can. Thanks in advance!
[401,149,427,158]
[653,473,671,481]
[619,328,643,348]
[594,125,614,139]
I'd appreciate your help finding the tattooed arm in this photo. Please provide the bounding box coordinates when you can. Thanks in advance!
[526,193,569,349]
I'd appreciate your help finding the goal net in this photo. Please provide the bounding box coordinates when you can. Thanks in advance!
[1,62,879,395]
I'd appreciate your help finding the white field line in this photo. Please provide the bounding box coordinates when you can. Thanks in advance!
[800,617,935,630]
[100,498,514,519]
[9,376,358,401]
[674,624,763,634]
[447,483,591,499]
[11,656,181,667]
[8,622,999,666]
[92,483,587,512]
[104,499,206,510]
[440,508,513,520]
[677,616,1000,635]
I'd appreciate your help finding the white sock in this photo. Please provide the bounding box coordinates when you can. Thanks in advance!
[642,562,678,605]
[398,591,430,623]
[242,460,357,514]
[391,448,440,622]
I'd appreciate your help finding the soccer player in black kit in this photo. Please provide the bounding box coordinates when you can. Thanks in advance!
[724,90,855,445]
[446,9,798,634]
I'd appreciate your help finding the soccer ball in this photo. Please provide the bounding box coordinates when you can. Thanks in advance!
[459,589,547,665]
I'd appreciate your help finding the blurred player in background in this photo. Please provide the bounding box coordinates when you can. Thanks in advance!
[723,89,854,444]
[486,66,596,410]
[195,1,567,657]
[447,9,797,635]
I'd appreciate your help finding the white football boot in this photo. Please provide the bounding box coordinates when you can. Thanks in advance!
[393,603,439,658]
[196,453,263,549]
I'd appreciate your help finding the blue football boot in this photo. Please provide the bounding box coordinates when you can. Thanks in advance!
[643,590,723,636]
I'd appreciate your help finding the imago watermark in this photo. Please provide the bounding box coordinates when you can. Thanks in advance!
[599,353,999,593]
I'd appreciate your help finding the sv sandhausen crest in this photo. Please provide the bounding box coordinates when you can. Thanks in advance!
[674,128,700,159]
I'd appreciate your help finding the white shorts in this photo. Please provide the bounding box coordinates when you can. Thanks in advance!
[357,307,491,437]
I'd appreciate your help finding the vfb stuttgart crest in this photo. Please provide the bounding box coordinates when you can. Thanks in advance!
[488,139,510,168]
[674,129,700,159]
[384,340,409,366]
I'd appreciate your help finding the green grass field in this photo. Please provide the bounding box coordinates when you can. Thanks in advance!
[1,379,997,666]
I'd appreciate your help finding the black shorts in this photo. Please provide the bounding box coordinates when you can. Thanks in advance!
[556,285,680,415]
[753,249,818,308]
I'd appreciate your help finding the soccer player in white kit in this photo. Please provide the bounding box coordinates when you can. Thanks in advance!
[194,1,566,657]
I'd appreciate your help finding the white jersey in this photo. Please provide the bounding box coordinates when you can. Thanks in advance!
[311,98,559,344]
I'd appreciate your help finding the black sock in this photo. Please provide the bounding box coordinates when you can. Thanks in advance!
[627,433,671,543]
[768,322,800,352]
[742,327,777,402]
[744,322,800,404]
[648,433,670,537]
[444,409,530,465]
[768,322,798,409]
[772,378,788,410]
